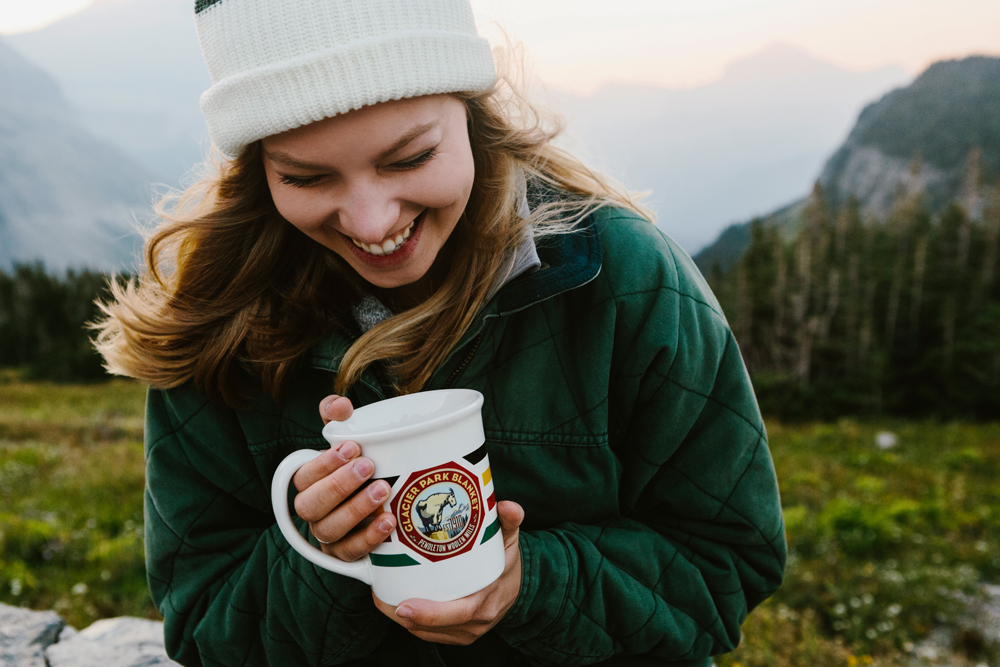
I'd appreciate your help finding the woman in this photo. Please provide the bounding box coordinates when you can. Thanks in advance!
[95,1,786,665]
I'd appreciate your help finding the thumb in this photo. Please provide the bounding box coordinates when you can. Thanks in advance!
[319,395,354,425]
[497,500,524,547]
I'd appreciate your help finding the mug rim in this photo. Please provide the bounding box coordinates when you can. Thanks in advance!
[321,388,484,445]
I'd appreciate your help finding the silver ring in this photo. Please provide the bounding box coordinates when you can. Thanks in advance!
[312,532,334,546]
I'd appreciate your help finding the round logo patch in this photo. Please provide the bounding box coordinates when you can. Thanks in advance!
[392,463,484,562]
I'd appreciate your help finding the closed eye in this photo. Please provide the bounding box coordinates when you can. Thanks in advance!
[277,147,437,186]
[388,148,438,171]
[279,174,323,188]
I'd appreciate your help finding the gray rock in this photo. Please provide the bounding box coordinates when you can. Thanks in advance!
[907,585,1000,666]
[45,617,180,667]
[972,583,1000,646]
[57,626,78,643]
[0,603,65,667]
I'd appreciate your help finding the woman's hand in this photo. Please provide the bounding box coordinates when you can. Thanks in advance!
[291,395,396,561]
[373,500,525,645]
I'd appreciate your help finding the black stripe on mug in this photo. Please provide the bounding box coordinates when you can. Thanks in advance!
[463,444,488,465]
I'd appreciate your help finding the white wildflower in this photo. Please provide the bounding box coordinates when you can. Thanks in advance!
[875,431,898,449]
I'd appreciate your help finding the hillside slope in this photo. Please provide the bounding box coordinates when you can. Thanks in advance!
[8,0,210,185]
[819,56,1000,216]
[552,43,908,252]
[0,38,153,271]
[694,55,1000,274]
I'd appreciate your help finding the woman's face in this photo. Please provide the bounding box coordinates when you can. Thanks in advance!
[261,94,475,292]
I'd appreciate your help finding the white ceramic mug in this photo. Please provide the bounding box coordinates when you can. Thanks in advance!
[270,389,504,606]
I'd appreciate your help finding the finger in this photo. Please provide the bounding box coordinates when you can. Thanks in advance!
[497,500,524,547]
[371,595,481,646]
[372,592,396,619]
[294,456,374,521]
[323,511,396,562]
[292,441,360,492]
[409,629,479,646]
[310,481,396,560]
[319,395,354,425]
[395,596,479,628]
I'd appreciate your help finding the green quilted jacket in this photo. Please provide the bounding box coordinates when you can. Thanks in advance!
[143,206,786,667]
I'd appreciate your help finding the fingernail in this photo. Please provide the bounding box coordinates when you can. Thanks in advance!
[336,441,358,461]
[369,482,388,502]
[321,396,336,413]
[355,458,373,477]
[378,519,393,532]
[396,606,412,619]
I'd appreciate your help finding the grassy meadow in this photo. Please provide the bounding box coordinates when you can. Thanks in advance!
[0,373,149,628]
[1,375,999,664]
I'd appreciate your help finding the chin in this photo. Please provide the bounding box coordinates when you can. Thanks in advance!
[344,249,436,291]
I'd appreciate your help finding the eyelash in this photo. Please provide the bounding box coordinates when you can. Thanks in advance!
[278,148,438,188]
[279,174,322,188]
[391,148,438,171]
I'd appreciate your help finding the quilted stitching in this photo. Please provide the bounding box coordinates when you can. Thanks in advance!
[142,206,785,667]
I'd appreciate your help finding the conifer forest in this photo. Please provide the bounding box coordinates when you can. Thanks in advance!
[709,150,1000,420]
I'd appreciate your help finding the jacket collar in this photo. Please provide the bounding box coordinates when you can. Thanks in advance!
[491,211,602,316]
[306,210,603,370]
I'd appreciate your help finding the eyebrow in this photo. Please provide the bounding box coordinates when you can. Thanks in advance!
[264,121,438,171]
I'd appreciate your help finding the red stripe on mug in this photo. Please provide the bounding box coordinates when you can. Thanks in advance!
[487,491,496,511]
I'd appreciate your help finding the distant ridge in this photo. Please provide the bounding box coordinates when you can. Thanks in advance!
[8,11,909,251]
[550,42,909,252]
[820,56,1000,215]
[0,37,153,271]
[8,0,210,186]
[694,55,1000,274]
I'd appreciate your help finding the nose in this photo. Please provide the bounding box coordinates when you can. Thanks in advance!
[336,179,401,244]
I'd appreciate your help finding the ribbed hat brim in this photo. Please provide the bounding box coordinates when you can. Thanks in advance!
[200,30,495,156]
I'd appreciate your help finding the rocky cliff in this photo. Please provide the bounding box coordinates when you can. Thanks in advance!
[818,56,1000,217]
[694,55,1000,274]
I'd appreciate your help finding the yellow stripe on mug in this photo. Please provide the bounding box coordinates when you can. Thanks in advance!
[482,466,492,486]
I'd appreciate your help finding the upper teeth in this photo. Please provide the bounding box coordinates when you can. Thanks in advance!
[351,220,415,256]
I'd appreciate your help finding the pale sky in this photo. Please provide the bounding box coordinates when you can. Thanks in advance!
[2,0,1000,92]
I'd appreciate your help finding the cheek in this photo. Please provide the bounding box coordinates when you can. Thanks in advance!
[269,184,337,233]
[414,151,475,208]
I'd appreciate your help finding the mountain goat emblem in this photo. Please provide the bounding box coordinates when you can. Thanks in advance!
[416,488,457,533]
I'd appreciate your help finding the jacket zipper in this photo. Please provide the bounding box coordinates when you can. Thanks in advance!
[442,332,483,388]
[325,314,389,400]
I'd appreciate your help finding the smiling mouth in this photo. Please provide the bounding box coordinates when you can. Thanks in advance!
[348,212,423,256]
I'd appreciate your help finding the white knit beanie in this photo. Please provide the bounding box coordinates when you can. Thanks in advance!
[194,0,496,157]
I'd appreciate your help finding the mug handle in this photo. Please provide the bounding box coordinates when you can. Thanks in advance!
[270,449,374,585]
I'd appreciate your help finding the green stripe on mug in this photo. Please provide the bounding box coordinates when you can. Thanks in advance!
[480,516,500,544]
[371,553,420,567]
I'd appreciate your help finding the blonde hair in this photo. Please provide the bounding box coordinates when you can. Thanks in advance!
[93,64,652,409]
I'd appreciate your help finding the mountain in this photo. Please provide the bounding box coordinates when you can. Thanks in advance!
[7,0,210,185]
[694,55,1000,274]
[0,37,152,271]
[819,56,1000,215]
[7,10,909,251]
[549,43,910,251]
